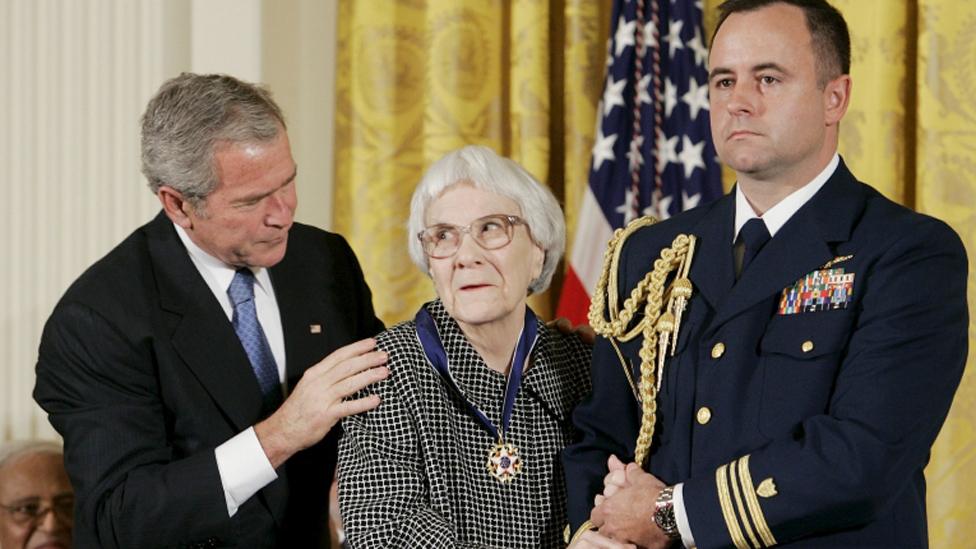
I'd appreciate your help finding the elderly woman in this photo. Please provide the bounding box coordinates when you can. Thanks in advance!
[338,145,591,548]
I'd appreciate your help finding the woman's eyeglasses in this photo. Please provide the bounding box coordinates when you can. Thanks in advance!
[419,214,528,259]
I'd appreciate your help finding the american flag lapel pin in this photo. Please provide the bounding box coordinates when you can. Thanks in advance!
[309,324,322,334]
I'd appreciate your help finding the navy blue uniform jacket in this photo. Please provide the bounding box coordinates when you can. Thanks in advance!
[563,159,968,548]
[34,212,384,549]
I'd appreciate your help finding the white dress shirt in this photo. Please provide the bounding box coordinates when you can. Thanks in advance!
[673,153,840,548]
[174,224,285,517]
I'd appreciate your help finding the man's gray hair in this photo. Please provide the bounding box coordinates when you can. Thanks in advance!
[407,145,566,295]
[141,73,286,206]
[0,440,63,471]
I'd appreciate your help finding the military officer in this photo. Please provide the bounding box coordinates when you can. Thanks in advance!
[564,1,969,548]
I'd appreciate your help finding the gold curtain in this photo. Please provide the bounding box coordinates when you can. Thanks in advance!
[334,0,613,324]
[335,0,975,544]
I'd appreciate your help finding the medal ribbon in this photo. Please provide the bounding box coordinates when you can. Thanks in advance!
[415,305,539,442]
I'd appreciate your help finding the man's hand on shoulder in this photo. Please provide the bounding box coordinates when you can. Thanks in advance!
[254,338,389,468]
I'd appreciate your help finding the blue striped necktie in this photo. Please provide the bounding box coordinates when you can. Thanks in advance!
[227,268,283,414]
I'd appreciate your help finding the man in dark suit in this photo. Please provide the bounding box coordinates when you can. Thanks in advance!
[564,1,968,548]
[34,73,389,548]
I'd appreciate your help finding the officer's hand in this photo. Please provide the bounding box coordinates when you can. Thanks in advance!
[591,464,669,548]
[255,338,389,468]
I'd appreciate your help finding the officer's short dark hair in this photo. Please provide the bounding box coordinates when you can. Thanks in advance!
[712,0,851,87]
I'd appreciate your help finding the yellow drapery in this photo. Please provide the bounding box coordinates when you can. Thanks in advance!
[334,0,613,323]
[335,0,975,544]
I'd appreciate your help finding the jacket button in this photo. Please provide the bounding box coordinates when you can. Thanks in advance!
[710,342,726,359]
[801,340,814,353]
[696,406,712,425]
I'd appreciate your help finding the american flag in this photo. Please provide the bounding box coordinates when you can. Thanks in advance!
[557,0,724,325]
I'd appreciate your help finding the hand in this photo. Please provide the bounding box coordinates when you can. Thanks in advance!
[550,317,597,346]
[591,462,669,548]
[568,529,637,549]
[595,455,628,507]
[255,338,389,468]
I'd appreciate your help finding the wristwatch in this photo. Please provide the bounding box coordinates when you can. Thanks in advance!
[653,485,681,540]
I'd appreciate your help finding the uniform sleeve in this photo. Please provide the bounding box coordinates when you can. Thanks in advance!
[34,301,232,549]
[338,355,461,549]
[682,219,969,548]
[562,235,645,531]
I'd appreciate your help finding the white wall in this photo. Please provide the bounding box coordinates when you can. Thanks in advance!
[0,0,337,442]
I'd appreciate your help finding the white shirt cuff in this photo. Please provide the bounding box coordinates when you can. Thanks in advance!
[674,483,697,548]
[215,427,278,517]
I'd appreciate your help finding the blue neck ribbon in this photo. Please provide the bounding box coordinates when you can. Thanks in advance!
[414,305,539,442]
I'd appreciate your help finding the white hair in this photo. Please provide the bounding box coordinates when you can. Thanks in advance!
[0,440,63,471]
[407,145,566,294]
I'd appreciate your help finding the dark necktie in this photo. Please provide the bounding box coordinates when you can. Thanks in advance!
[227,268,283,413]
[736,218,772,278]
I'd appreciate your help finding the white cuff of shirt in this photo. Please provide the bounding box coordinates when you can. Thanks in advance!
[674,483,697,548]
[215,427,278,517]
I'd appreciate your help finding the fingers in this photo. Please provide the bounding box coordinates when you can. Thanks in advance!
[594,494,605,507]
[330,364,389,400]
[607,454,625,472]
[307,338,383,376]
[317,348,389,386]
[333,394,382,418]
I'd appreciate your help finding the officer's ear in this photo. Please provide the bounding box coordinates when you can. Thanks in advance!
[823,74,851,127]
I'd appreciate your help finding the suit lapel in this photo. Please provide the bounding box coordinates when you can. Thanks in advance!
[688,193,736,311]
[269,252,351,391]
[146,212,265,432]
[709,159,865,328]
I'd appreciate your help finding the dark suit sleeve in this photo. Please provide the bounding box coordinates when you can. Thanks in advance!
[682,218,969,548]
[35,301,231,549]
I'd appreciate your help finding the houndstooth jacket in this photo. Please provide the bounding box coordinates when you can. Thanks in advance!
[338,299,591,548]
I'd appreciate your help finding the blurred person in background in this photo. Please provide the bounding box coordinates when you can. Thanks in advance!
[0,441,72,549]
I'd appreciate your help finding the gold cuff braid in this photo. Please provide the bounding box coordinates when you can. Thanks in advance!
[567,520,596,546]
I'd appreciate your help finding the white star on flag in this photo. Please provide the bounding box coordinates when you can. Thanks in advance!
[603,76,627,115]
[666,20,684,58]
[591,127,618,171]
[687,28,709,68]
[664,78,678,117]
[617,187,639,224]
[656,131,679,173]
[678,135,705,178]
[682,191,702,211]
[644,193,674,220]
[637,74,652,106]
[681,78,710,120]
[614,16,637,56]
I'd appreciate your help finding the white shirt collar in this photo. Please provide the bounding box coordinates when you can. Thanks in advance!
[733,153,840,242]
[173,223,274,297]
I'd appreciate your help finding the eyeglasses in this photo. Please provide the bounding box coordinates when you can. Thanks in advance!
[418,214,528,259]
[0,495,74,525]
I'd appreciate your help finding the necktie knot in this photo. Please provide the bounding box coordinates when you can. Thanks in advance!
[736,218,771,277]
[228,269,256,306]
[738,218,771,251]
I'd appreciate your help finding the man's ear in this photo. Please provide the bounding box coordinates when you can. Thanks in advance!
[824,74,852,126]
[157,186,193,228]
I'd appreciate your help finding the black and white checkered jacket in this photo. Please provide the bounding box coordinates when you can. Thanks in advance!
[338,299,591,548]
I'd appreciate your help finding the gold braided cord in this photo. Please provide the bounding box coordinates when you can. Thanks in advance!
[587,216,697,467]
